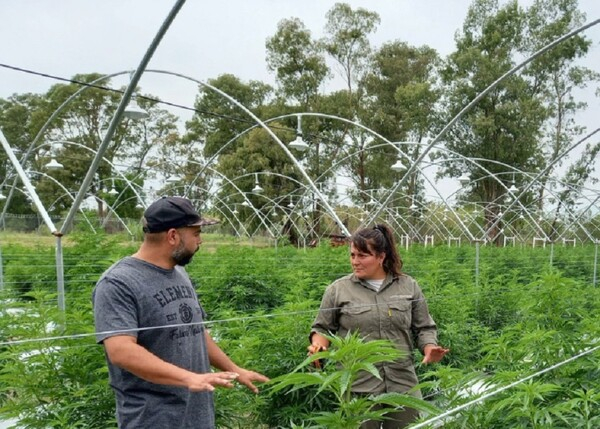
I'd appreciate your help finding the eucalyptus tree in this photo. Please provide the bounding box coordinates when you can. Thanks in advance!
[319,3,381,206]
[0,93,49,158]
[0,93,49,215]
[1,73,180,219]
[438,0,547,243]
[183,73,274,159]
[39,74,179,218]
[360,41,441,206]
[265,17,337,235]
[181,73,282,229]
[266,17,329,110]
[322,2,380,100]
[215,124,303,234]
[523,0,599,220]
[438,0,596,244]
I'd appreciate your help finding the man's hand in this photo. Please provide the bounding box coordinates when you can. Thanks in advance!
[234,368,270,394]
[422,344,450,364]
[186,371,239,392]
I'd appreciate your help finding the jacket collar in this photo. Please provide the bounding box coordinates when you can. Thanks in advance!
[350,272,398,291]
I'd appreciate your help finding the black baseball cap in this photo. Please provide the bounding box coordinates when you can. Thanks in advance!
[142,196,206,233]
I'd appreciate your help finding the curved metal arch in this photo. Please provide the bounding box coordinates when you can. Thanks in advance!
[243,192,305,241]
[49,140,146,208]
[27,170,96,233]
[339,185,445,241]
[214,170,316,241]
[244,171,355,241]
[140,70,350,237]
[332,186,422,240]
[418,158,545,241]
[204,169,348,244]
[100,174,146,229]
[0,69,136,224]
[308,142,483,240]
[0,178,87,233]
[88,194,134,237]
[183,161,272,238]
[228,118,600,244]
[0,137,146,235]
[62,0,186,236]
[366,18,600,227]
[385,143,599,243]
[310,133,597,243]
[5,18,599,243]
[159,185,250,238]
[488,127,600,242]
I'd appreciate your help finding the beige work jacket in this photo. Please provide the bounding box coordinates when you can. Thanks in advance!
[310,272,438,394]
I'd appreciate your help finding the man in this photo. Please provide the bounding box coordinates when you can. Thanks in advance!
[93,196,269,428]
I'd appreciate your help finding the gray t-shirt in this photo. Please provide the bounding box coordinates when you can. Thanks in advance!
[92,256,215,429]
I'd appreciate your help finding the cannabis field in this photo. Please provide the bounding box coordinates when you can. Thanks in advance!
[0,232,599,428]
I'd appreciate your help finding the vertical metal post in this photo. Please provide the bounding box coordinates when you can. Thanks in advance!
[60,0,187,235]
[475,240,481,289]
[593,241,598,287]
[549,241,554,267]
[0,245,4,291]
[55,236,65,313]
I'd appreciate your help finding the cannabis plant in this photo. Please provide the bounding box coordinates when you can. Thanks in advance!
[269,332,439,428]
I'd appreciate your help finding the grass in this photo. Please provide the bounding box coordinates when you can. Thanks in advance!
[0,231,75,247]
[0,230,277,250]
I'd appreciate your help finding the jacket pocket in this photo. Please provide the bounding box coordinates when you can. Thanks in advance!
[339,305,373,332]
[388,300,411,328]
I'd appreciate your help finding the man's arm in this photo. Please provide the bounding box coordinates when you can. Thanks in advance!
[204,331,269,393]
[103,335,239,392]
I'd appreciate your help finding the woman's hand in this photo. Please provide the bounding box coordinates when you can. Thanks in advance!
[307,333,330,369]
[307,333,330,356]
[422,344,450,364]
[307,343,327,355]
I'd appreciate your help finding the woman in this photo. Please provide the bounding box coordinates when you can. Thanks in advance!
[309,224,448,428]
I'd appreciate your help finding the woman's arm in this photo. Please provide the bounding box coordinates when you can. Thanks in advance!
[309,285,338,354]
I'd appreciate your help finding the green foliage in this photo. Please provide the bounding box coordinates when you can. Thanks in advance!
[1,236,600,427]
[434,0,596,244]
[266,17,328,107]
[3,244,56,300]
[422,267,600,428]
[269,332,439,428]
[191,246,286,314]
[322,2,380,93]
[360,40,440,192]
[210,302,329,427]
[183,73,273,159]
[216,274,284,312]
[0,290,114,428]
[1,73,182,218]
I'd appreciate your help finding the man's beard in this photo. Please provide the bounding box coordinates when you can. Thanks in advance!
[172,240,197,266]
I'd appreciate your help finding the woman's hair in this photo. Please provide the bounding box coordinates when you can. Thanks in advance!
[350,224,402,276]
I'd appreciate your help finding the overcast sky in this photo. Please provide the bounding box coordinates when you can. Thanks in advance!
[1,0,599,206]
[0,0,477,105]
[1,0,600,112]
